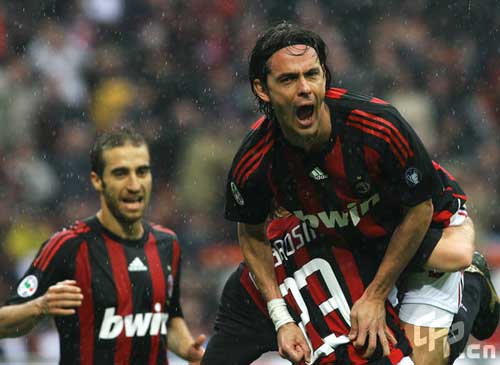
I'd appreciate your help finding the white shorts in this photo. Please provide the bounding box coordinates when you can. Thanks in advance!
[398,357,414,365]
[398,207,467,328]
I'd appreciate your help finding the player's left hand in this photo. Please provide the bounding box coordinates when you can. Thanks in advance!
[186,334,206,364]
[349,293,396,358]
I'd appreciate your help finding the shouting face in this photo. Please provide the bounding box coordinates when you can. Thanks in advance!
[253,44,330,150]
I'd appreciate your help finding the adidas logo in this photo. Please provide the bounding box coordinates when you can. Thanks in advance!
[309,167,328,181]
[128,257,148,272]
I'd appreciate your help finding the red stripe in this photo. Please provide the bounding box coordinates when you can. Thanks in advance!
[348,114,410,161]
[239,266,267,315]
[238,139,275,185]
[104,235,133,364]
[388,348,404,364]
[351,110,413,157]
[370,96,389,105]
[151,224,177,238]
[345,345,368,365]
[34,230,72,268]
[171,240,180,279]
[433,210,453,225]
[331,248,365,302]
[432,161,456,180]
[251,116,266,130]
[284,146,323,217]
[75,242,94,365]
[363,145,382,176]
[346,121,405,167]
[144,233,167,365]
[306,274,349,334]
[452,193,467,200]
[304,322,324,351]
[326,88,347,99]
[356,216,388,238]
[36,233,78,271]
[233,125,273,182]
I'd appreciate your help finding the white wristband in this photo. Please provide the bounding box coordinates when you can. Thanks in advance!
[267,298,294,332]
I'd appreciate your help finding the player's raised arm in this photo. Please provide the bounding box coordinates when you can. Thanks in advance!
[0,280,82,338]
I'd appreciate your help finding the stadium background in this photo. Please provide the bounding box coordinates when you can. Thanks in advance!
[0,0,498,364]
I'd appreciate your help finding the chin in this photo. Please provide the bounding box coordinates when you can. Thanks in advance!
[118,213,144,224]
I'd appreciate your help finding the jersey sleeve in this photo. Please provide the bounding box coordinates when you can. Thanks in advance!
[224,125,275,224]
[376,106,442,207]
[5,231,80,305]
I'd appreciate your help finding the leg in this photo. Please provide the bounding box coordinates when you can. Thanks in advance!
[202,331,276,365]
[402,322,449,365]
[399,303,454,365]
[202,264,277,365]
[398,272,461,365]
[424,218,475,272]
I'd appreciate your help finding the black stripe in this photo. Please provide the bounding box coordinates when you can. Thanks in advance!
[123,244,152,363]
[54,240,81,365]
[88,231,118,364]
[152,228,173,364]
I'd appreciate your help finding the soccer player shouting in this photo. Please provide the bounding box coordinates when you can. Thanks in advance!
[225,22,499,365]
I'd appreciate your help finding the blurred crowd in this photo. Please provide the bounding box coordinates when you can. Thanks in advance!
[0,0,499,362]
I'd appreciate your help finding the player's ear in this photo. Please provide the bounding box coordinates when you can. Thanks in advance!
[253,78,270,103]
[90,171,103,192]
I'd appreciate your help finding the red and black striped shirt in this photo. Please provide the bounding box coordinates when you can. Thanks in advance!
[7,216,182,365]
[225,88,467,253]
[241,215,412,365]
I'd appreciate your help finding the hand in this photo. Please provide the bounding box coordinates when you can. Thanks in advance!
[277,323,311,364]
[36,280,83,317]
[186,334,206,364]
[348,294,397,358]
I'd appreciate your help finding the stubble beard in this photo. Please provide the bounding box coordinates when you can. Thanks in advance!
[103,188,142,226]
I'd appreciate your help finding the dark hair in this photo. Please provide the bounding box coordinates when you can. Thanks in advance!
[249,22,332,117]
[90,127,148,176]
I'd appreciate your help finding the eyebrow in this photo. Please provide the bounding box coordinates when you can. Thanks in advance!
[275,66,321,79]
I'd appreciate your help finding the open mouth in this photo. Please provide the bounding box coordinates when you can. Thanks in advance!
[296,105,314,121]
[121,196,144,211]
[122,197,143,203]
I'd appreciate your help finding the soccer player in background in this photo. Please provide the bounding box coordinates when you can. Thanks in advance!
[0,128,205,364]
[224,22,499,365]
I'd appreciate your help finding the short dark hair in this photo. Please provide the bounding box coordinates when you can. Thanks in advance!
[249,22,332,118]
[90,127,148,176]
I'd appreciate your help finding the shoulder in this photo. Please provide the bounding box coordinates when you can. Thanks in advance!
[33,220,90,271]
[228,116,276,189]
[149,223,179,245]
[327,87,402,120]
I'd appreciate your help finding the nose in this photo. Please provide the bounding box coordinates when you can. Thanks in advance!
[297,74,312,96]
[127,173,141,192]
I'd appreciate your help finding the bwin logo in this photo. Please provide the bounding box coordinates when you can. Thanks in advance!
[99,304,168,339]
[293,193,380,229]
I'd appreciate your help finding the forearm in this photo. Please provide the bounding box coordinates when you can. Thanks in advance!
[0,299,44,338]
[366,199,433,299]
[167,317,194,359]
[238,222,281,301]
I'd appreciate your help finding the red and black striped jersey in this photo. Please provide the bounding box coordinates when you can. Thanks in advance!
[6,216,182,365]
[241,215,412,365]
[225,88,467,250]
